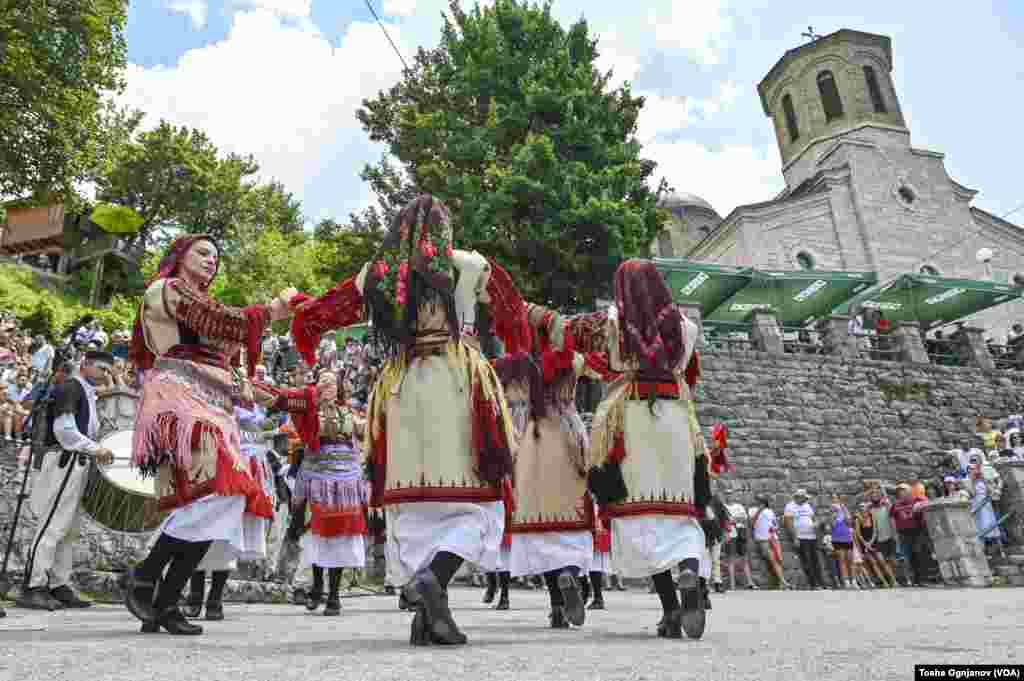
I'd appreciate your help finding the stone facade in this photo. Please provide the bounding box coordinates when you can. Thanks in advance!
[683,29,1024,344]
[921,498,993,588]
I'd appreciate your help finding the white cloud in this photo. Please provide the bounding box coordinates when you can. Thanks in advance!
[382,0,417,17]
[644,139,783,215]
[167,0,208,29]
[595,30,642,89]
[645,0,733,66]
[120,9,405,206]
[233,0,311,17]
[635,81,742,143]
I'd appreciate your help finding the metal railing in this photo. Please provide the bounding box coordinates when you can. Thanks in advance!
[703,322,756,354]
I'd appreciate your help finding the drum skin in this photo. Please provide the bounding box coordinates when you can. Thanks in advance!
[81,389,168,533]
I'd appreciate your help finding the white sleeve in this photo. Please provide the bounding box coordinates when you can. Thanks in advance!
[54,413,101,454]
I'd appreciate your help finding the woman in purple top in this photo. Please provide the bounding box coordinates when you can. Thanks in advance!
[829,497,856,590]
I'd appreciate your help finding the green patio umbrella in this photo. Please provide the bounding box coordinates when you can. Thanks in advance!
[651,258,755,317]
[837,273,1022,331]
[706,269,877,327]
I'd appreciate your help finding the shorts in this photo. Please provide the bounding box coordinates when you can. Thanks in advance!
[832,541,853,550]
[724,529,748,557]
[875,538,897,559]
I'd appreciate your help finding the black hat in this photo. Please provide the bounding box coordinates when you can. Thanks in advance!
[83,350,115,366]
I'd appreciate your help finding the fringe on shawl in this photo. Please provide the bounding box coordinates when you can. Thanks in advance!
[485,259,532,355]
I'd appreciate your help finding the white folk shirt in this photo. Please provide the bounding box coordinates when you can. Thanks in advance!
[784,501,817,540]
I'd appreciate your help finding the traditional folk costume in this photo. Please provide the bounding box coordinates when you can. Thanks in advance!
[258,372,369,616]
[122,234,292,636]
[497,259,713,640]
[289,195,517,646]
[19,353,116,611]
[582,515,611,610]
[493,347,597,629]
[184,403,279,620]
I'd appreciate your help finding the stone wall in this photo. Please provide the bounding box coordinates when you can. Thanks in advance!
[3,351,1024,590]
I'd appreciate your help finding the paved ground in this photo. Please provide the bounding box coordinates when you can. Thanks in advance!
[1,586,1021,681]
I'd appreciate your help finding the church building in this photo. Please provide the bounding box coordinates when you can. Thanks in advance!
[650,29,1024,341]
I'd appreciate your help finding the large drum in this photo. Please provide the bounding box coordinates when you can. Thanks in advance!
[81,389,167,533]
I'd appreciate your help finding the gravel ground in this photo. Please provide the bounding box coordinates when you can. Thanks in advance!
[1,586,1021,681]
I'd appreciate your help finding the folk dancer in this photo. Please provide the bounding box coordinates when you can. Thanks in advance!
[288,195,517,645]
[17,351,116,610]
[184,399,281,620]
[122,234,297,635]
[500,259,713,640]
[257,371,369,617]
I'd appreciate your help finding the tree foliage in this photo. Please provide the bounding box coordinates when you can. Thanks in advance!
[356,0,667,308]
[0,0,129,200]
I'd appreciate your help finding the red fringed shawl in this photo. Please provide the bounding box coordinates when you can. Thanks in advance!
[485,259,532,355]
[710,421,733,475]
[582,352,621,383]
[291,277,364,366]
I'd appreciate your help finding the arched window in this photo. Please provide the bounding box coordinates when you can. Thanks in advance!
[657,231,675,257]
[919,265,940,276]
[795,251,815,270]
[781,94,800,142]
[863,65,887,114]
[816,70,844,122]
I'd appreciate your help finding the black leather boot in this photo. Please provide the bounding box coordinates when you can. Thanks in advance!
[306,565,324,612]
[324,568,341,616]
[401,568,467,645]
[156,606,204,635]
[677,561,707,640]
[120,568,157,624]
[205,571,228,621]
[494,572,510,611]
[558,570,585,627]
[657,610,682,639]
[184,572,204,618]
[549,606,569,629]
[482,572,497,604]
[579,574,591,605]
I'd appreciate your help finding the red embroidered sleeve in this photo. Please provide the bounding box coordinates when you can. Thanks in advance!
[565,310,610,354]
[254,382,321,452]
[166,278,270,377]
[291,276,363,366]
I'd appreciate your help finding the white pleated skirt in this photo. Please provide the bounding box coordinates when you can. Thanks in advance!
[610,516,709,579]
[385,501,504,586]
[300,534,366,569]
[509,531,593,578]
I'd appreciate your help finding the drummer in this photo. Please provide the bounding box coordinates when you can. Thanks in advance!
[17,350,115,611]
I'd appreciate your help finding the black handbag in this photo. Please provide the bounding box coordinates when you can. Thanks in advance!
[586,462,629,506]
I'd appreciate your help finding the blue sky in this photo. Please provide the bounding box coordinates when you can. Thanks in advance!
[122,1,1024,229]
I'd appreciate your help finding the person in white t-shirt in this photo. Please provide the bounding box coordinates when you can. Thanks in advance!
[783,489,825,589]
[723,498,757,590]
[750,495,790,589]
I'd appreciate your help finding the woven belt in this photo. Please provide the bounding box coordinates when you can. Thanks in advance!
[627,381,680,401]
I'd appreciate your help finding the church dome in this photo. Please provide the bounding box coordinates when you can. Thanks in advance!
[659,190,717,214]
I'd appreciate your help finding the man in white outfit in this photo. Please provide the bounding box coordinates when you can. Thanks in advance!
[17,352,115,610]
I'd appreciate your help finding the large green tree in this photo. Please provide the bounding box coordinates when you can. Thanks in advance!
[357,0,667,308]
[0,0,129,200]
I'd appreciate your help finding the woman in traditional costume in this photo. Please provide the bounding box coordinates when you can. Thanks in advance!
[123,234,297,635]
[256,371,368,616]
[183,398,279,620]
[494,258,712,640]
[288,195,517,646]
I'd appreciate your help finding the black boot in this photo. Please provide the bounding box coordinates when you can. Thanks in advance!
[557,569,585,627]
[306,565,324,612]
[587,571,605,610]
[292,587,307,606]
[677,559,706,640]
[205,571,228,621]
[579,574,591,605]
[494,571,510,611]
[482,572,498,604]
[125,533,202,624]
[184,572,204,618]
[324,568,341,616]
[155,606,204,635]
[402,563,467,645]
[657,610,683,638]
[549,606,569,629]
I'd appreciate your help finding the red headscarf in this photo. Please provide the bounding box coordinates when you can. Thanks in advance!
[614,259,685,377]
[129,234,220,371]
